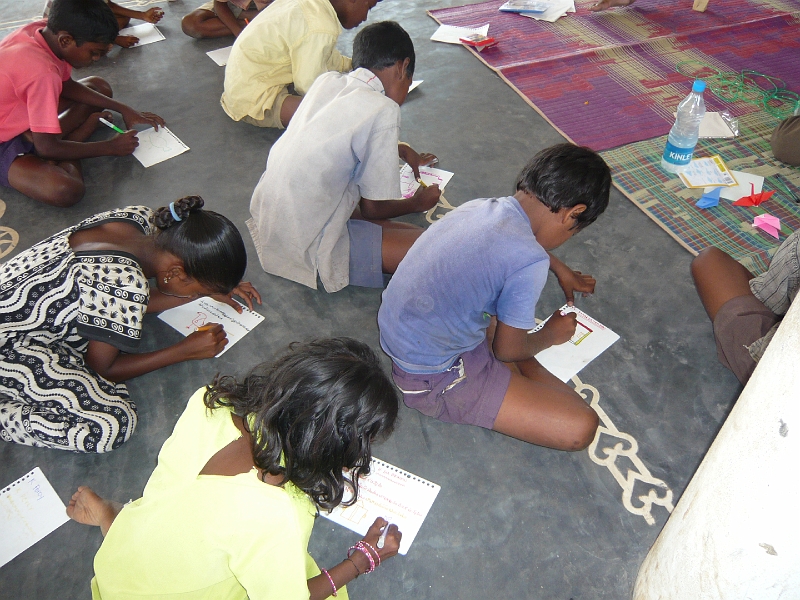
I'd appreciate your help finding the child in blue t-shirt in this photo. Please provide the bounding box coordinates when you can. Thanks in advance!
[378,144,611,451]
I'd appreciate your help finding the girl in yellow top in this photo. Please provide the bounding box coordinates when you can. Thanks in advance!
[67,338,403,599]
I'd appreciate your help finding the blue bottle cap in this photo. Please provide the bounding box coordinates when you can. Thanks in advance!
[692,80,706,93]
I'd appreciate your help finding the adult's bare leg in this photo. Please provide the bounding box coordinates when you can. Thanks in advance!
[691,247,755,321]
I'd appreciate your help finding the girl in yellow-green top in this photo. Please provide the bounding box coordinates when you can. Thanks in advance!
[67,338,403,599]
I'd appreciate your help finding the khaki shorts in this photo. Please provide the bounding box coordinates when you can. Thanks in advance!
[713,294,779,385]
[238,86,291,130]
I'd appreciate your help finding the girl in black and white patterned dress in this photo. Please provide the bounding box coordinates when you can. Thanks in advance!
[0,196,260,453]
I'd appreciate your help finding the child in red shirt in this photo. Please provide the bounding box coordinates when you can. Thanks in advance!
[0,0,164,207]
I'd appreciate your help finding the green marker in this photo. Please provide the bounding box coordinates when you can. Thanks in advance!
[99,117,125,134]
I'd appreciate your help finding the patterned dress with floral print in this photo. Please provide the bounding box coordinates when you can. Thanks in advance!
[0,207,152,453]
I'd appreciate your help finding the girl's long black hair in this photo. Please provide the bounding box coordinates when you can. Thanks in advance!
[151,195,247,294]
[204,338,400,511]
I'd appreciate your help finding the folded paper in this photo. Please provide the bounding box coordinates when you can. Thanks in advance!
[733,182,775,207]
[696,186,721,209]
[753,214,781,239]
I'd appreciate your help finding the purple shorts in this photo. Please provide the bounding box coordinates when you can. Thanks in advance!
[347,219,383,288]
[713,294,779,385]
[0,134,35,188]
[390,339,512,429]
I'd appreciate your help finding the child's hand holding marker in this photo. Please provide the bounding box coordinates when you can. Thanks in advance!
[540,308,578,347]
[354,517,402,568]
[411,181,440,212]
[99,116,141,156]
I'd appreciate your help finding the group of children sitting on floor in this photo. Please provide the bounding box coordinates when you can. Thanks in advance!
[1,0,798,596]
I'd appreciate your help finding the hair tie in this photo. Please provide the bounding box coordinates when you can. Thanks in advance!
[169,202,182,222]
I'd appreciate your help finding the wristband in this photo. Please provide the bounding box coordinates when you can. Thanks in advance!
[321,568,337,597]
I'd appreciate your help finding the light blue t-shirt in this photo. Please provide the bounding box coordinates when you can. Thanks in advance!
[378,196,550,374]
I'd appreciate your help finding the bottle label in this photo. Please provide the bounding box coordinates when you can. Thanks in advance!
[662,140,694,166]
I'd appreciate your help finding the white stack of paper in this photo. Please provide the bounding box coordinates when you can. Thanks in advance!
[524,0,575,22]
[430,23,490,44]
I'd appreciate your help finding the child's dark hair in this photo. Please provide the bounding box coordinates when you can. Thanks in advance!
[352,21,415,79]
[515,143,611,230]
[151,196,247,294]
[204,338,400,511]
[48,0,119,45]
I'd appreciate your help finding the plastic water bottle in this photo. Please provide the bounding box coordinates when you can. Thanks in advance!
[661,80,706,173]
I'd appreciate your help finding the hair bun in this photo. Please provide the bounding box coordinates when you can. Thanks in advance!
[151,195,205,229]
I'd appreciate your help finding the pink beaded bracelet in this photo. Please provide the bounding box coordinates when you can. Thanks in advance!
[360,541,381,568]
[347,540,383,573]
[321,568,337,597]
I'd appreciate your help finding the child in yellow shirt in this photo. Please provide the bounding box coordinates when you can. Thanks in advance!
[221,0,377,129]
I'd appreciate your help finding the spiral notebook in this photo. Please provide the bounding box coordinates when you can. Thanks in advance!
[322,458,440,555]
[0,467,69,568]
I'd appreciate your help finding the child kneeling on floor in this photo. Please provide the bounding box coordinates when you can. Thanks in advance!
[247,21,440,293]
[378,144,611,451]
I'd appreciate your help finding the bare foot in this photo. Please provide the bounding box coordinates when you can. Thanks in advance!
[66,486,123,537]
[65,111,113,143]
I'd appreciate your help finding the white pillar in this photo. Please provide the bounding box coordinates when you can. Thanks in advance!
[633,299,800,599]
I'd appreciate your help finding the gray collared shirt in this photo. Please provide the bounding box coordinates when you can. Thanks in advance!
[248,68,401,292]
[747,230,800,361]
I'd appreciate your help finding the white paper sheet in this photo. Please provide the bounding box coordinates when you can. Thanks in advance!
[409,80,423,92]
[206,45,233,66]
[430,23,490,44]
[532,305,620,382]
[672,111,736,138]
[0,467,69,568]
[703,170,764,201]
[322,458,440,555]
[399,164,454,199]
[678,155,738,188]
[157,297,264,357]
[132,127,190,168]
[118,23,165,47]
[699,113,735,138]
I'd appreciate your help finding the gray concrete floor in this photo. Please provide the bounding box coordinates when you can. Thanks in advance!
[0,0,743,598]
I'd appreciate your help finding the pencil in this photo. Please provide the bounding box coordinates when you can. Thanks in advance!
[416,178,428,188]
